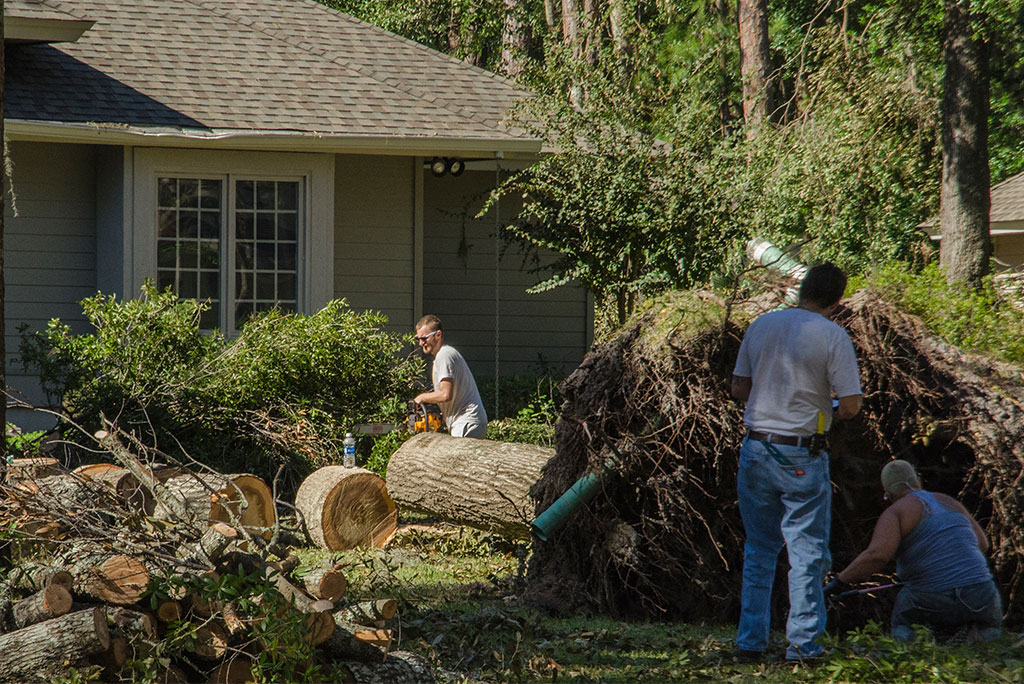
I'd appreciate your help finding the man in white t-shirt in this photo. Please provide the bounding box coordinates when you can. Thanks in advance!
[413,315,488,439]
[730,262,863,662]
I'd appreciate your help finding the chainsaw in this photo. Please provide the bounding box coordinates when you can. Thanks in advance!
[349,400,444,436]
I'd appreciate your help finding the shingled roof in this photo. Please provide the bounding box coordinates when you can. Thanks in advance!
[4,0,539,154]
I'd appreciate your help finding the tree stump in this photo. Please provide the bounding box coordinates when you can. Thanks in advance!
[386,432,554,539]
[152,473,276,538]
[0,607,110,681]
[294,467,397,551]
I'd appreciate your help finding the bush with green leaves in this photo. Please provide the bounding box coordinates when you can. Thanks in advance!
[19,284,423,486]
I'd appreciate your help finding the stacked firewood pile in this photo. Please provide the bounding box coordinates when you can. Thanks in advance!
[0,422,434,683]
[526,286,1024,630]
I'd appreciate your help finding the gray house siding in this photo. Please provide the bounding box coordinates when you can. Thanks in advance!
[332,155,415,333]
[4,141,98,424]
[422,168,590,379]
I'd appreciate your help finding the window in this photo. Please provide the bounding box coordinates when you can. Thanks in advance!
[155,176,302,331]
[133,148,334,335]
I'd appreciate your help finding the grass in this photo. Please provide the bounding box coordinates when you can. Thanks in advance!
[299,520,1024,683]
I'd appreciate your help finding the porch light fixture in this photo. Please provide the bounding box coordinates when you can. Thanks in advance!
[428,157,466,177]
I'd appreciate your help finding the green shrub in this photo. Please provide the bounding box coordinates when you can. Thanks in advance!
[856,262,1024,366]
[485,382,560,447]
[19,283,422,487]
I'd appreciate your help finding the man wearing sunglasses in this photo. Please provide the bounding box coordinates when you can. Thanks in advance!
[412,315,487,439]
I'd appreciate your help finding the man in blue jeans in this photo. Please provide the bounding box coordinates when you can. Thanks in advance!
[731,263,862,662]
[824,460,1002,643]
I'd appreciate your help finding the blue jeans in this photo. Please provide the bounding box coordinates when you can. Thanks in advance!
[891,580,1003,642]
[736,438,832,660]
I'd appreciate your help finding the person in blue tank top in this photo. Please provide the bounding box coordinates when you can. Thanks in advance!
[824,460,1002,643]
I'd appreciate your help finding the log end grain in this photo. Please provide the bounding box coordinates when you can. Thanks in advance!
[295,467,397,551]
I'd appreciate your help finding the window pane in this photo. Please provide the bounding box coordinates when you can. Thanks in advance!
[256,213,274,241]
[278,213,296,242]
[178,273,197,299]
[158,210,176,237]
[256,243,275,270]
[277,183,297,210]
[256,181,275,210]
[256,273,275,300]
[235,302,254,329]
[180,241,198,269]
[200,180,221,209]
[236,270,253,299]
[158,178,177,208]
[199,271,219,300]
[278,274,296,301]
[277,243,296,271]
[200,305,219,330]
[200,211,220,239]
[236,243,253,270]
[200,240,219,269]
[179,211,198,239]
[179,179,199,208]
[157,271,175,291]
[236,212,253,240]
[236,180,254,209]
[157,240,177,269]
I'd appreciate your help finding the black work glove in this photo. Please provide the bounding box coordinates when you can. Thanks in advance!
[823,577,850,602]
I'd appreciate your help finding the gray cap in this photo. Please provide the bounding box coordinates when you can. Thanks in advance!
[881,460,920,497]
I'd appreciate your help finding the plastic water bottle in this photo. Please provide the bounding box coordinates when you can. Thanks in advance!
[343,433,356,467]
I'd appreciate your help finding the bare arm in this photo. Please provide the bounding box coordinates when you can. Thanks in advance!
[731,375,752,401]
[836,505,903,583]
[414,378,454,405]
[836,393,862,420]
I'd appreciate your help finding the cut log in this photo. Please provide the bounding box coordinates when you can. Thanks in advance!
[181,521,241,566]
[300,566,348,603]
[58,543,150,605]
[0,607,110,681]
[341,599,398,627]
[94,635,128,674]
[4,457,61,485]
[294,466,397,551]
[339,650,436,684]
[106,607,158,639]
[320,614,388,662]
[208,655,254,684]
[12,583,73,629]
[8,561,74,592]
[73,463,150,510]
[386,432,554,539]
[156,599,183,623]
[221,602,246,637]
[152,473,276,538]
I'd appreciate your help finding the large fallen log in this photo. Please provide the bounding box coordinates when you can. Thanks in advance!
[295,466,397,551]
[386,432,554,539]
[0,607,110,682]
[338,650,435,684]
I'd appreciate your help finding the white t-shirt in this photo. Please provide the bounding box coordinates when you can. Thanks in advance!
[734,307,861,436]
[432,344,487,437]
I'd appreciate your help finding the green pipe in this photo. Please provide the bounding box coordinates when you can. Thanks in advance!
[531,461,612,541]
[746,238,808,304]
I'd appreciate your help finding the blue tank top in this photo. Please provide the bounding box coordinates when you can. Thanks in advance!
[895,490,992,592]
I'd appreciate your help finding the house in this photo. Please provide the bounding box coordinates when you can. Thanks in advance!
[925,170,1024,269]
[2,0,593,429]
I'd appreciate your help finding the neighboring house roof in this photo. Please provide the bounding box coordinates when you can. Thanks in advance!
[4,0,539,155]
[922,169,1024,237]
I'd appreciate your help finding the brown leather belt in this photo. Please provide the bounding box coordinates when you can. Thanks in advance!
[746,429,813,448]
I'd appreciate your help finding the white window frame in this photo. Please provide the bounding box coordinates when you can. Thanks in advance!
[132,148,334,335]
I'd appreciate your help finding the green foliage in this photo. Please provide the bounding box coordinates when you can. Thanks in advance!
[363,428,413,477]
[5,427,47,459]
[856,262,1024,365]
[18,283,422,486]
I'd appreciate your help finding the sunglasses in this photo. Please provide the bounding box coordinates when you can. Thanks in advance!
[415,330,439,343]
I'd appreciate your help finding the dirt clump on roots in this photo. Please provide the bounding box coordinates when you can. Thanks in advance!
[524,287,1024,631]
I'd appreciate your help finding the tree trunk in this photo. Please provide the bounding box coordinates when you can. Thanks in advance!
[8,562,73,593]
[385,432,554,539]
[939,0,991,288]
[544,0,558,33]
[737,0,773,136]
[338,650,436,684]
[294,466,397,551]
[299,566,348,603]
[0,607,110,682]
[1,0,6,477]
[321,614,388,662]
[342,599,398,627]
[151,472,275,538]
[105,606,158,639]
[561,0,580,51]
[500,0,529,80]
